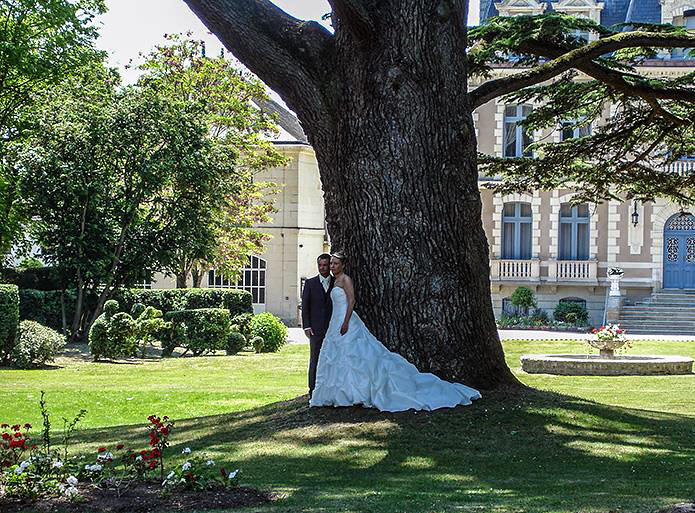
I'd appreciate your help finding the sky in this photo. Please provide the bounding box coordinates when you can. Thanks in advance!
[97,0,480,86]
[97,0,330,85]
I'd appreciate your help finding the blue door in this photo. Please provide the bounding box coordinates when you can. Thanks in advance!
[663,214,695,289]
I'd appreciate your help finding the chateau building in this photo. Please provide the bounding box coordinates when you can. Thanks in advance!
[152,0,695,332]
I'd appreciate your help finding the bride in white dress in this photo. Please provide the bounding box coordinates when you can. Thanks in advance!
[309,253,481,412]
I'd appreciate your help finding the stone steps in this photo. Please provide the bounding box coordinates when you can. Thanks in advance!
[618,290,695,336]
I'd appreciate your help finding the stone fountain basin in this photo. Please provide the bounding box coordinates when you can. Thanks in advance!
[521,354,694,376]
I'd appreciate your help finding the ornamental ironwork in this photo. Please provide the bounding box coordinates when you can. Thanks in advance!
[687,238,695,263]
[667,237,679,262]
[668,214,695,231]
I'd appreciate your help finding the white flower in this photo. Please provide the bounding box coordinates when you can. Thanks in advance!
[206,460,215,466]
[181,447,191,454]
[228,469,239,479]
[19,460,31,470]
[14,467,23,474]
[182,462,192,471]
[67,476,78,486]
[167,471,175,480]
[52,460,64,469]
[135,455,143,462]
[64,486,79,497]
[84,464,103,472]
[97,452,113,462]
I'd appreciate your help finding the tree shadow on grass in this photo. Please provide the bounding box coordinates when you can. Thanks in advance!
[83,386,695,513]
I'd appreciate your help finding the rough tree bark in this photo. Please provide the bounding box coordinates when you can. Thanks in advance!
[182,0,518,389]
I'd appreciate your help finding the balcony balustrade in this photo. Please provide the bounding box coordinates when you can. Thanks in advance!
[490,259,540,281]
[664,159,695,177]
[490,258,598,283]
[548,259,598,283]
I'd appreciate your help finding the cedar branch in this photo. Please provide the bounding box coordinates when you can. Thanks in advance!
[471,31,695,108]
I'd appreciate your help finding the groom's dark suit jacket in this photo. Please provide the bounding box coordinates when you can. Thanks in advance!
[301,275,334,337]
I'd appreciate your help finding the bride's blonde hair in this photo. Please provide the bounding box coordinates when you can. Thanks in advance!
[331,251,347,265]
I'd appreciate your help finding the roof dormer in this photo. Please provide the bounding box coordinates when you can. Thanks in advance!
[553,0,605,23]
[660,0,695,25]
[494,0,548,17]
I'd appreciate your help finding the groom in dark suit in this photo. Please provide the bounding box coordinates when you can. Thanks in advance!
[301,253,334,399]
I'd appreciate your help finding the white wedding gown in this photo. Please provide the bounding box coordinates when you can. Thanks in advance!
[309,287,481,412]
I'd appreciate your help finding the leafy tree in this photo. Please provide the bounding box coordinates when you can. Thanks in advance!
[0,0,106,262]
[470,15,695,204]
[136,34,286,288]
[12,62,248,341]
[182,0,695,388]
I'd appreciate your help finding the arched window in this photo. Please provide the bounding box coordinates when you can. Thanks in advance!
[502,297,520,316]
[504,105,533,158]
[208,256,267,304]
[502,202,532,259]
[559,203,590,260]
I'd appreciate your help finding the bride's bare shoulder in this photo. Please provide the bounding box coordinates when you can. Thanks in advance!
[334,274,353,288]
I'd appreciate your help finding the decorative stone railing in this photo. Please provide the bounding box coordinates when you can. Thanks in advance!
[489,259,540,281]
[548,259,598,282]
[664,159,695,177]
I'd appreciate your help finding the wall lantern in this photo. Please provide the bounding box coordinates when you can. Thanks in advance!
[631,200,639,227]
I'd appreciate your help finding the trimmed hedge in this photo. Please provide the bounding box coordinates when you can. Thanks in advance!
[17,288,252,334]
[0,267,65,291]
[18,289,81,333]
[12,320,65,369]
[0,284,20,363]
[112,288,252,318]
[165,308,232,356]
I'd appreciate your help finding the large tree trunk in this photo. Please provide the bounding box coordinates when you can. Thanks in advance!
[313,4,515,388]
[183,0,519,389]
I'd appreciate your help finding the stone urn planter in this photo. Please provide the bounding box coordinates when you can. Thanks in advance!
[587,339,628,358]
[588,323,629,358]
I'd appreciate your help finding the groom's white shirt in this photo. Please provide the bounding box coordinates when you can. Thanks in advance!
[319,274,330,292]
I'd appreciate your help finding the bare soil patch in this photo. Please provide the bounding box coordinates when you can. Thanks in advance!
[0,482,273,512]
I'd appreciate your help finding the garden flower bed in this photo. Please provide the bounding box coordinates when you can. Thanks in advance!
[0,397,273,512]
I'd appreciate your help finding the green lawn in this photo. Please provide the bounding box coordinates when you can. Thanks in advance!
[1,339,694,513]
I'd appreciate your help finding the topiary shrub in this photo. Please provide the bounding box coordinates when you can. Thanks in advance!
[249,336,265,353]
[510,287,536,315]
[226,331,246,355]
[131,303,170,358]
[164,308,231,356]
[88,300,138,360]
[250,313,287,353]
[231,312,253,340]
[11,321,65,369]
[0,284,20,364]
[553,301,589,325]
